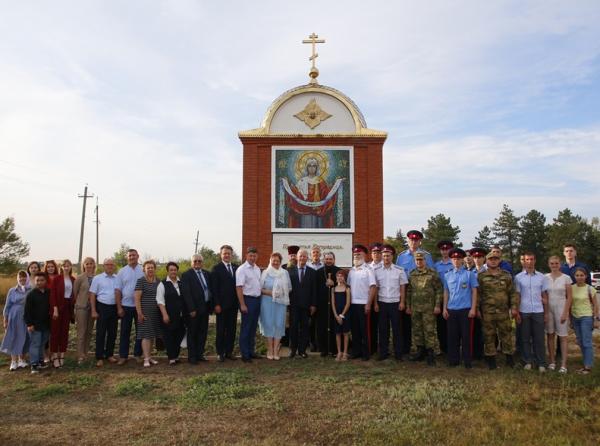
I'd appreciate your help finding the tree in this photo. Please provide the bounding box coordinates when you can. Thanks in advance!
[113,243,131,268]
[472,225,495,251]
[546,209,600,270]
[420,214,462,259]
[0,217,30,274]
[519,209,548,269]
[492,204,521,266]
[384,228,408,258]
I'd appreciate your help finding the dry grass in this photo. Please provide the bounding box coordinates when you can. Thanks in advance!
[0,275,15,304]
[0,342,599,445]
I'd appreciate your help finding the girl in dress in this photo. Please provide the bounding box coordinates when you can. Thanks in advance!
[545,256,572,373]
[1,271,30,370]
[571,267,599,375]
[331,269,351,361]
[135,260,161,368]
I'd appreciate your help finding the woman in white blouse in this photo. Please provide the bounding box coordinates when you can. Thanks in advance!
[157,262,186,365]
[545,256,572,373]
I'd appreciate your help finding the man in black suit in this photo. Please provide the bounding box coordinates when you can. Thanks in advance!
[211,245,239,362]
[181,254,212,364]
[287,248,317,358]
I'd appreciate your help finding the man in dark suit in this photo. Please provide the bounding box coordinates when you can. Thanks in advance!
[181,254,212,364]
[287,248,317,358]
[211,245,239,362]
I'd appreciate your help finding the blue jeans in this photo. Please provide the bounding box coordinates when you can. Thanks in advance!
[239,296,261,359]
[119,306,142,359]
[29,329,49,366]
[572,316,594,368]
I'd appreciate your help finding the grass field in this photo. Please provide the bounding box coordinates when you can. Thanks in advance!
[1,276,600,445]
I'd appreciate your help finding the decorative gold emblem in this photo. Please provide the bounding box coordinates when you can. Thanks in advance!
[294,99,332,129]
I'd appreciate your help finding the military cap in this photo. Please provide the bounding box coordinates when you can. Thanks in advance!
[437,240,454,250]
[352,244,368,254]
[287,245,300,255]
[381,244,396,256]
[449,248,467,259]
[407,230,424,240]
[370,242,383,252]
[486,251,501,260]
[469,247,487,258]
[414,251,425,260]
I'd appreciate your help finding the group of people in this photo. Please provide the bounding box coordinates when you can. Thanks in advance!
[2,232,599,375]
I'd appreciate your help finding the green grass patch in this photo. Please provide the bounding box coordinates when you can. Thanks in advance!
[29,383,71,400]
[67,374,101,390]
[114,377,157,397]
[178,369,275,409]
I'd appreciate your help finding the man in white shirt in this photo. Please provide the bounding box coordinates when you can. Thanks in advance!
[236,247,262,363]
[374,245,408,361]
[89,258,119,367]
[347,244,377,360]
[114,249,144,365]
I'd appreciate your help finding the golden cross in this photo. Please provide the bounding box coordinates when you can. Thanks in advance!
[302,32,325,70]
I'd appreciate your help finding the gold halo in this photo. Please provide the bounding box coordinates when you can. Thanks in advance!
[294,150,329,181]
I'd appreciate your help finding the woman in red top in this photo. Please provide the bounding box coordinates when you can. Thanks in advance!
[50,260,75,368]
[42,260,59,365]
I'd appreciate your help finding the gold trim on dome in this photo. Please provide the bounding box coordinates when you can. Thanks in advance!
[238,83,387,138]
[293,99,332,129]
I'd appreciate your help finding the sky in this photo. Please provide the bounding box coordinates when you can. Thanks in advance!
[1,1,600,262]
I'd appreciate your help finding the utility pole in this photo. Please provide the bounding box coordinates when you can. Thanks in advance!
[194,230,199,254]
[77,184,94,271]
[93,196,100,268]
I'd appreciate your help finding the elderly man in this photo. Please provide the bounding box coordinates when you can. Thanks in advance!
[181,254,213,364]
[89,258,120,367]
[288,248,317,358]
[114,248,144,365]
[374,245,407,361]
[348,245,377,360]
[236,247,262,363]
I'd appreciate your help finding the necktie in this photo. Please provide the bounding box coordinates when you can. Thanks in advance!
[300,267,304,283]
[197,270,208,301]
[227,263,233,277]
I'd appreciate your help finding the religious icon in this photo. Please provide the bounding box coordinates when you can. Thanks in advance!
[273,147,353,232]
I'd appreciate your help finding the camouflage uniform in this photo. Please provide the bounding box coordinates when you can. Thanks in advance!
[477,269,519,356]
[407,267,443,350]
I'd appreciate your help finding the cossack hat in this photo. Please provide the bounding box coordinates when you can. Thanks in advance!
[370,242,383,252]
[381,244,396,256]
[437,240,454,250]
[469,247,487,258]
[407,230,424,240]
[352,244,368,254]
[449,248,467,259]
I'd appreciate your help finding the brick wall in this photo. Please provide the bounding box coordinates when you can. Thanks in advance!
[240,136,385,267]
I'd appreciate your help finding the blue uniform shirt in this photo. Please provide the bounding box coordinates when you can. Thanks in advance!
[560,261,591,285]
[434,259,453,286]
[396,249,434,275]
[444,267,478,310]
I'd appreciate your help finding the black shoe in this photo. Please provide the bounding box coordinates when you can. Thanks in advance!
[485,356,497,370]
[38,362,49,370]
[188,360,198,365]
[426,349,435,367]
[250,354,261,360]
[217,355,225,363]
[361,356,370,361]
[350,354,362,360]
[288,351,296,358]
[225,354,237,361]
[241,357,252,363]
[320,352,328,358]
[505,354,514,368]
[409,346,426,362]
[298,352,308,359]
[376,354,389,361]
[395,355,403,362]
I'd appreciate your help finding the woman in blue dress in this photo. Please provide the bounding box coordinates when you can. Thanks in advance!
[259,252,292,360]
[1,270,30,370]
